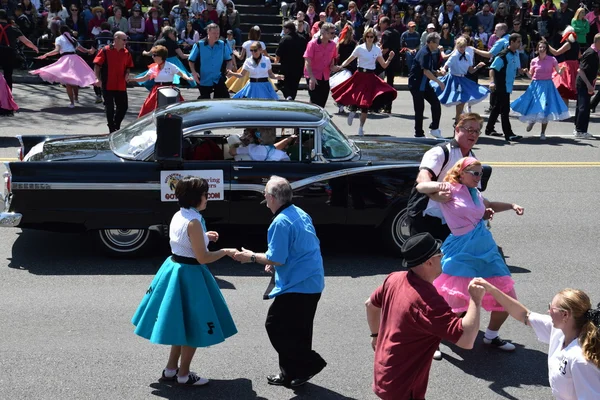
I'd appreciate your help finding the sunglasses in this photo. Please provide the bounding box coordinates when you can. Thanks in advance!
[460,127,481,136]
[464,170,483,177]
[71,8,78,11]
[250,48,260,52]
[365,35,374,38]
[150,53,158,57]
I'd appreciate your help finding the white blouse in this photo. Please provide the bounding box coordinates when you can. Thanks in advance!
[241,40,265,59]
[350,43,382,71]
[55,35,77,54]
[529,312,600,399]
[152,61,180,83]
[445,48,474,76]
[242,56,272,79]
[169,207,209,258]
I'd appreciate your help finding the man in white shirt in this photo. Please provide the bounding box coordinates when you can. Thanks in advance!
[229,127,290,161]
[216,0,235,16]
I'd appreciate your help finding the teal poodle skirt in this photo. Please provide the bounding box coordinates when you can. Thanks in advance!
[132,256,237,347]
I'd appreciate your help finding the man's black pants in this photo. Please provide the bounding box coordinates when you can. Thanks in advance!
[281,73,302,100]
[265,292,327,379]
[307,78,330,108]
[575,82,592,134]
[103,90,128,133]
[410,85,441,137]
[485,90,513,139]
[383,61,399,112]
[198,80,230,99]
[408,213,451,242]
[0,47,16,90]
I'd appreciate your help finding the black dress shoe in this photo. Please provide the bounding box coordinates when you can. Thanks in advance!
[267,374,290,386]
[290,375,315,387]
[506,135,523,142]
[485,130,503,137]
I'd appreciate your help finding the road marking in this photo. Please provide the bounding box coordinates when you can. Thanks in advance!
[487,162,600,168]
[0,158,18,162]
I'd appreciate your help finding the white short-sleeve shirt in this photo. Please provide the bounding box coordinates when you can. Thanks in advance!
[419,141,477,219]
[169,207,209,258]
[528,312,600,400]
[55,35,77,54]
[153,61,180,83]
[242,56,272,79]
[445,50,473,76]
[236,143,290,161]
[350,43,382,70]
[241,40,266,59]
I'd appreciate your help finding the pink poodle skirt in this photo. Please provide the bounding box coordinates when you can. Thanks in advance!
[434,274,517,313]
[0,72,18,114]
[552,60,578,100]
[30,53,97,87]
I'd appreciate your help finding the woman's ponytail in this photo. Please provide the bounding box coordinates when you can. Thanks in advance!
[580,306,600,368]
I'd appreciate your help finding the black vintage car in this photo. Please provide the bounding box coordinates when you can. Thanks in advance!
[0,100,486,257]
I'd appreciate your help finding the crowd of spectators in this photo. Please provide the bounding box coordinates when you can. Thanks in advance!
[0,0,244,62]
[278,0,600,75]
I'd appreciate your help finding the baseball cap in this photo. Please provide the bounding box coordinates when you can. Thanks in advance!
[319,11,326,17]
[408,21,416,27]
[427,23,435,30]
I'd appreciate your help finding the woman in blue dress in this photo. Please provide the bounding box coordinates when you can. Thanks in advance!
[132,177,238,386]
[227,41,284,99]
[430,36,489,123]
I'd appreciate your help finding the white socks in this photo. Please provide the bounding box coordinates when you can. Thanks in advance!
[164,368,177,378]
[484,329,499,340]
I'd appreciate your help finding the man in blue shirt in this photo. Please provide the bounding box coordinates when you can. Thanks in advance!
[408,32,445,138]
[188,23,234,99]
[487,33,524,143]
[233,176,327,388]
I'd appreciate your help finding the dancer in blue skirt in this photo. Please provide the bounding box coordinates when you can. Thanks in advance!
[132,177,238,386]
[430,36,489,124]
[510,40,570,140]
[228,41,284,99]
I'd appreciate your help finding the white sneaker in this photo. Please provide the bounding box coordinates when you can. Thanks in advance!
[429,129,442,139]
[286,96,293,101]
[347,111,356,126]
[464,104,471,113]
[358,126,364,136]
[483,336,516,351]
[433,348,443,360]
[177,372,209,386]
[68,103,75,109]
[580,132,595,139]
[573,130,583,138]
[526,122,534,132]
[540,133,546,140]
[338,105,345,113]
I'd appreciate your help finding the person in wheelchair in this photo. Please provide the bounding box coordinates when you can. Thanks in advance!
[228,127,290,161]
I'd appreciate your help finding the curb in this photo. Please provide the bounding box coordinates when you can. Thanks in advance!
[12,74,536,91]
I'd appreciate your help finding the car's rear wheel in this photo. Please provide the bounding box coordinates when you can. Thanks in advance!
[95,228,153,257]
[381,207,411,255]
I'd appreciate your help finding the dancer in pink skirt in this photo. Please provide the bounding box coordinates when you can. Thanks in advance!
[0,72,18,116]
[31,26,97,108]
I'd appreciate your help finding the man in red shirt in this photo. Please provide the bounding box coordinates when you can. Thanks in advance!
[365,233,485,400]
[93,31,134,133]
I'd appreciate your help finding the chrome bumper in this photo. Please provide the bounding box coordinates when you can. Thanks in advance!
[0,192,22,227]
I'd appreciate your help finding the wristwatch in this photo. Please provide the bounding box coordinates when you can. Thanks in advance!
[250,253,256,263]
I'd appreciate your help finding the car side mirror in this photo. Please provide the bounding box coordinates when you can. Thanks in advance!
[155,113,183,165]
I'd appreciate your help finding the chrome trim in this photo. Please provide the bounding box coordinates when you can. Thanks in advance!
[233,166,253,170]
[11,182,161,191]
[0,192,4,213]
[231,183,265,193]
[291,164,419,189]
[0,212,22,227]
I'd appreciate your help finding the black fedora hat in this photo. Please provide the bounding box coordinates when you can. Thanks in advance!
[401,233,442,268]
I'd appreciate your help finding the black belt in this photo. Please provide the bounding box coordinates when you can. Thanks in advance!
[154,82,173,86]
[171,254,200,265]
[60,52,76,57]
[357,68,375,73]
[250,77,269,82]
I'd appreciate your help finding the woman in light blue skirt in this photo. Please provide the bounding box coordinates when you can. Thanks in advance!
[510,40,570,140]
[132,177,237,386]
[228,41,283,100]
[430,36,489,123]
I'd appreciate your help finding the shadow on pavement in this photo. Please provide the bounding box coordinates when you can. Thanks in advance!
[7,227,401,278]
[444,333,550,400]
[290,382,360,399]
[149,378,268,400]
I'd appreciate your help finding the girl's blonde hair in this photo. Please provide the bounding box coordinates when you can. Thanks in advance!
[454,36,468,50]
[444,157,481,184]
[556,289,600,368]
[574,7,586,21]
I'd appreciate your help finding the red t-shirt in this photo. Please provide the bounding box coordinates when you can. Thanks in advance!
[93,46,134,92]
[370,271,464,400]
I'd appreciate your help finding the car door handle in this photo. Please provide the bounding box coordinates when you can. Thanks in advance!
[233,166,253,170]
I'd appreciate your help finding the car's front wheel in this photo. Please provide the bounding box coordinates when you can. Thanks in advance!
[381,207,411,255]
[95,228,153,257]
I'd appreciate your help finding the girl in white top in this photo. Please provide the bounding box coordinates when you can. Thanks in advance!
[229,41,283,100]
[473,278,600,400]
[335,27,396,136]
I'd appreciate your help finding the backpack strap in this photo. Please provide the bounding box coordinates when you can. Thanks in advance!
[0,24,10,47]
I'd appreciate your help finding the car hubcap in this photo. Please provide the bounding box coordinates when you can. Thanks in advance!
[394,209,411,246]
[100,229,149,252]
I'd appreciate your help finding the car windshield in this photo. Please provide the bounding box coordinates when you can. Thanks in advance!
[109,114,157,160]
[321,121,354,160]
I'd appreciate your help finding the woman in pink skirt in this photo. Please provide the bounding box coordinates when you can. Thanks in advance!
[31,26,97,108]
[0,72,18,117]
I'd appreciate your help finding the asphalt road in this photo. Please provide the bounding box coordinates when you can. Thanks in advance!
[1,85,599,400]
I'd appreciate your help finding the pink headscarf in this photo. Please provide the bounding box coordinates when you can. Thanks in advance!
[460,157,478,172]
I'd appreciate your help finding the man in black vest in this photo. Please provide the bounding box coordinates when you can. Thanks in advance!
[276,20,307,100]
[0,9,38,90]
[380,16,399,114]
[574,34,600,139]
[438,0,458,32]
